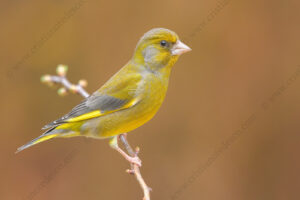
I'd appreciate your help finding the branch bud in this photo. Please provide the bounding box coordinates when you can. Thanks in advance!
[56,64,68,76]
[41,75,52,83]
[135,146,140,155]
[79,79,88,87]
[126,169,134,174]
[70,85,78,93]
[57,87,68,96]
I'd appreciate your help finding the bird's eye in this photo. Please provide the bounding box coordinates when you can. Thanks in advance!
[160,40,168,47]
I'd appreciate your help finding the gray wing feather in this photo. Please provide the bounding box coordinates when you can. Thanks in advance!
[42,94,127,129]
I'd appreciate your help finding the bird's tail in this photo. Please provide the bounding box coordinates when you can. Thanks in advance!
[16,129,59,153]
[16,126,60,153]
[16,122,82,153]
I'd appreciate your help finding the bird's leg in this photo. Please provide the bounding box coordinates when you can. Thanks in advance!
[109,135,142,167]
[119,133,138,155]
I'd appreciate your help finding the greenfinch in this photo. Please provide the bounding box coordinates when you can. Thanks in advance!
[17,28,191,165]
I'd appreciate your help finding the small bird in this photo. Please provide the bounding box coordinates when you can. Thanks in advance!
[17,28,191,165]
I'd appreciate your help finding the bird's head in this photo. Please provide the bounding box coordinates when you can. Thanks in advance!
[133,28,191,72]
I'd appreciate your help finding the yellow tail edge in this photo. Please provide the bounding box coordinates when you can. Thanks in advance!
[16,133,59,154]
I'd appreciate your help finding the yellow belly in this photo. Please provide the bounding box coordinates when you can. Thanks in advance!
[90,76,168,138]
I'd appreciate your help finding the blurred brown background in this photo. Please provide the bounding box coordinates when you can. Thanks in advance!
[1,0,300,199]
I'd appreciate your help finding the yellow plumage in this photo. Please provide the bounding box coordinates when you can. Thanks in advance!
[17,28,191,153]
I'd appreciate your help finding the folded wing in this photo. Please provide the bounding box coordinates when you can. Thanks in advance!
[43,73,142,129]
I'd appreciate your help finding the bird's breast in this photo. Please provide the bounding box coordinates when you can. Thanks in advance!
[96,73,170,138]
[138,72,169,109]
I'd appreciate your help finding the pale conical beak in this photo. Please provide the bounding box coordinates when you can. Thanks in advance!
[171,40,192,55]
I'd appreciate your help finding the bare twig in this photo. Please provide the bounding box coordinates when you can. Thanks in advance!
[120,134,151,200]
[41,64,150,200]
[41,65,89,98]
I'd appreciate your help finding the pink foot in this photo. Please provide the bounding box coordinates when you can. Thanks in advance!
[126,155,142,167]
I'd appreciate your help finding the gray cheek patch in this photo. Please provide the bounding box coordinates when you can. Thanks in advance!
[142,45,160,64]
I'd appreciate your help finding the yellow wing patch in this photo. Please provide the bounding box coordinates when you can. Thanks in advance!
[67,110,101,122]
[65,97,140,123]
